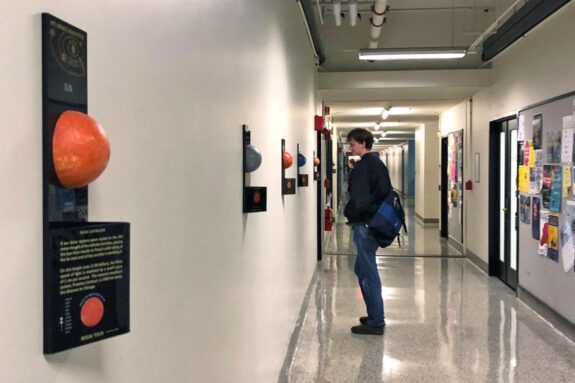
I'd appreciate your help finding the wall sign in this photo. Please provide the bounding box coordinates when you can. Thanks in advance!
[243,125,267,213]
[42,13,130,354]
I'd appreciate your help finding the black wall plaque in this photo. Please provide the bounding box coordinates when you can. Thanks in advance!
[243,125,267,213]
[283,178,296,194]
[297,143,309,188]
[282,139,296,196]
[42,13,130,353]
[44,222,130,354]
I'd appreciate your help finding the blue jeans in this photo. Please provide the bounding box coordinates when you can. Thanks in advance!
[353,224,385,327]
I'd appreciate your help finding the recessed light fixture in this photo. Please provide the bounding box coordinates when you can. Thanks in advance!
[360,47,467,61]
[374,122,380,130]
[381,107,411,119]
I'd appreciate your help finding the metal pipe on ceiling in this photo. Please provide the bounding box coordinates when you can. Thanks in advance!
[333,0,342,26]
[349,0,358,26]
[369,0,389,49]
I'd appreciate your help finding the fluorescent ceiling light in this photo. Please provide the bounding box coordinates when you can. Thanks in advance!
[389,107,411,114]
[359,47,467,61]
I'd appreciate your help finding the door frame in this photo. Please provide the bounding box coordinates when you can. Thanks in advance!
[488,115,519,289]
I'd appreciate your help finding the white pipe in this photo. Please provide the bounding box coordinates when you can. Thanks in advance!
[316,0,324,25]
[349,0,358,26]
[334,0,342,26]
[369,0,388,48]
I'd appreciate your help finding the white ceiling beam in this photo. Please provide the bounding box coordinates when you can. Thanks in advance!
[318,69,491,90]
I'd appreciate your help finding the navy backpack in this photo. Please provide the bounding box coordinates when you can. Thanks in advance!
[367,190,407,248]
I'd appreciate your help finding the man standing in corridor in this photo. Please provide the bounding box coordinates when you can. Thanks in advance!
[344,128,391,335]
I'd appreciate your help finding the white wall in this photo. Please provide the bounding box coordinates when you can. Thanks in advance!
[0,1,317,382]
[387,146,404,193]
[415,122,440,221]
[442,2,575,264]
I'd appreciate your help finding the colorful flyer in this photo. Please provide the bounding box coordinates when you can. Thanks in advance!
[518,165,530,193]
[561,223,575,273]
[523,140,530,166]
[528,141,536,167]
[535,149,543,167]
[538,212,549,257]
[530,167,543,194]
[549,165,562,213]
[561,124,574,164]
[533,114,542,150]
[562,201,575,272]
[518,114,526,141]
[519,195,531,224]
[548,215,559,262]
[532,197,541,240]
[542,166,552,209]
[546,131,561,163]
[563,165,572,198]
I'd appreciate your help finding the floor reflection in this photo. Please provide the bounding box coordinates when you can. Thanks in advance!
[282,224,575,382]
[325,199,460,257]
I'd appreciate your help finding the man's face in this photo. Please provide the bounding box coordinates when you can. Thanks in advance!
[348,138,365,156]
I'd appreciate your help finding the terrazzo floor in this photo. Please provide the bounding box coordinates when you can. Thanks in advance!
[280,201,575,383]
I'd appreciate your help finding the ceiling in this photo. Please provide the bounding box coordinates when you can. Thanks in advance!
[311,1,520,148]
[314,0,521,72]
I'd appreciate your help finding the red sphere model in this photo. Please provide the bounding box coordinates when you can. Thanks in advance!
[253,191,261,204]
[53,111,110,188]
[283,151,294,169]
[80,296,104,328]
[313,156,320,166]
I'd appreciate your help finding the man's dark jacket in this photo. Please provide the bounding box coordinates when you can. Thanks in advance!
[344,152,392,224]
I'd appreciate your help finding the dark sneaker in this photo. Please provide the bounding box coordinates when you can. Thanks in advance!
[351,323,385,335]
[360,317,386,326]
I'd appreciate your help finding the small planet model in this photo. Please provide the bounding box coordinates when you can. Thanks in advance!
[53,111,110,188]
[283,151,294,169]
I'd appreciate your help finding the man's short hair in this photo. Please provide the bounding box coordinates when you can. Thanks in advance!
[347,128,374,150]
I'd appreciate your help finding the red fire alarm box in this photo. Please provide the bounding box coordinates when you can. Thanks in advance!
[465,180,473,190]
[314,115,324,131]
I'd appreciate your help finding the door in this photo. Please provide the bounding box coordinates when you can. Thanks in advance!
[440,137,448,238]
[490,118,518,289]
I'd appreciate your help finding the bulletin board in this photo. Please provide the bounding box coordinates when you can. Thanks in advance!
[447,131,464,244]
[517,91,575,325]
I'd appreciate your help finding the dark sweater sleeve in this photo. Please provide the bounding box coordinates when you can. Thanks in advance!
[344,163,372,221]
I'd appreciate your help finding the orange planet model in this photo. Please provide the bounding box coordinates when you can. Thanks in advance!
[286,181,292,189]
[313,157,320,166]
[282,151,294,169]
[80,296,104,328]
[253,191,261,204]
[53,111,110,188]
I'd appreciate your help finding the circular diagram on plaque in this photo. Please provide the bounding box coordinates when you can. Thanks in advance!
[49,28,86,77]
[80,295,105,328]
[253,191,261,203]
[286,181,292,189]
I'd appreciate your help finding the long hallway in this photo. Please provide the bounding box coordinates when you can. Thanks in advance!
[281,204,575,382]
